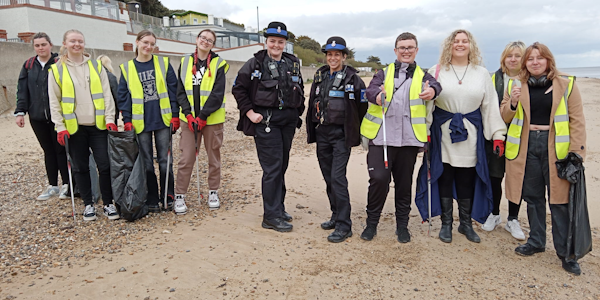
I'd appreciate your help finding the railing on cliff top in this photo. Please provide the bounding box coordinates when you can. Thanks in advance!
[0,0,124,21]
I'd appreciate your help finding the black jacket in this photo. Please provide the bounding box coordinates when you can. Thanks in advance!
[306,65,367,147]
[232,50,305,136]
[493,68,504,105]
[176,51,227,121]
[14,53,59,121]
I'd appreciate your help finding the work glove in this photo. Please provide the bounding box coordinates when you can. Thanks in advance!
[493,140,505,157]
[106,123,118,132]
[124,122,134,132]
[57,130,70,146]
[170,117,180,134]
[186,114,197,132]
[196,117,207,131]
[427,135,431,143]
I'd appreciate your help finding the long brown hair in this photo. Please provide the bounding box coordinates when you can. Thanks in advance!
[193,29,217,77]
[518,42,558,82]
[135,30,157,56]
[57,29,85,65]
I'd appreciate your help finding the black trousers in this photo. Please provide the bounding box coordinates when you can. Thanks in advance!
[254,108,298,220]
[68,126,113,206]
[30,119,68,187]
[316,125,351,231]
[366,145,418,228]
[491,176,522,219]
[438,163,476,199]
[522,130,569,257]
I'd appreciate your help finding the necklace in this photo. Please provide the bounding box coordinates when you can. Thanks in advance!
[450,63,469,85]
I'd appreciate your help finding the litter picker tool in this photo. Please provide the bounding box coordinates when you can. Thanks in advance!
[64,137,77,222]
[164,123,173,210]
[381,92,388,169]
[193,122,201,206]
[425,141,432,236]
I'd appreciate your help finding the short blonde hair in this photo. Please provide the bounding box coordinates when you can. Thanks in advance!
[519,42,558,82]
[500,41,525,74]
[438,29,482,69]
[97,54,113,73]
[57,29,86,65]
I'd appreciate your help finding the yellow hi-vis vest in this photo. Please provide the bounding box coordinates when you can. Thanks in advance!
[360,63,427,142]
[179,55,229,125]
[50,60,106,134]
[505,76,574,160]
[119,56,172,134]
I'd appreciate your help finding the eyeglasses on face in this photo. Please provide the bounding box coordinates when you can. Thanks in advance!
[396,46,416,53]
[198,35,215,45]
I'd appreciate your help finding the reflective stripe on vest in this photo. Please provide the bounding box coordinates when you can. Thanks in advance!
[119,56,171,134]
[50,60,106,134]
[179,55,229,125]
[359,63,427,142]
[505,76,574,160]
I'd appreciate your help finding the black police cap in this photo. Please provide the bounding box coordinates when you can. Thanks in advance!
[322,36,348,55]
[264,21,288,40]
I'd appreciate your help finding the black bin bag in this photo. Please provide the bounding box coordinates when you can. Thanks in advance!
[108,130,148,221]
[556,152,592,261]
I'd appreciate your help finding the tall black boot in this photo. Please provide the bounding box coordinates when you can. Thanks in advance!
[457,198,480,243]
[439,197,453,243]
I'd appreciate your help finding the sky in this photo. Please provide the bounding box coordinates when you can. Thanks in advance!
[160,0,600,69]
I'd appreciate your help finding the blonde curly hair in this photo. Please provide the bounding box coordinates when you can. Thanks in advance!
[438,29,482,70]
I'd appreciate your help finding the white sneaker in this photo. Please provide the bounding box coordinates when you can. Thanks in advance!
[208,190,220,210]
[174,194,188,215]
[481,213,501,231]
[37,185,59,200]
[103,204,120,220]
[58,184,69,200]
[505,219,526,240]
[83,205,97,221]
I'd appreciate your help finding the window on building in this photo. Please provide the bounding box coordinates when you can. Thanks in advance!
[193,18,198,25]
[202,20,206,24]
[183,20,187,25]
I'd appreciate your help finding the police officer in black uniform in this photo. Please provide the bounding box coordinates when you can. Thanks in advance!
[306,36,367,243]
[232,22,304,232]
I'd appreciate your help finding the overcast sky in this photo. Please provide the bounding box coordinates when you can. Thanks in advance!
[161,0,600,69]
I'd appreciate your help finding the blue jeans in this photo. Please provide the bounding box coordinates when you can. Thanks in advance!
[138,127,174,205]
[522,130,569,258]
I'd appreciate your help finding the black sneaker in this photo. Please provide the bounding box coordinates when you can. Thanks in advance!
[360,225,377,241]
[282,211,293,222]
[103,204,120,220]
[163,195,174,211]
[515,243,545,256]
[262,218,293,232]
[83,205,97,221]
[397,227,411,243]
[148,204,161,213]
[327,230,353,243]
[321,220,336,230]
[561,258,581,275]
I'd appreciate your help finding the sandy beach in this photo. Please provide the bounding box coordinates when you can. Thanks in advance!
[0,78,599,299]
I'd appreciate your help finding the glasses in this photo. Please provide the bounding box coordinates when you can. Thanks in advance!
[198,35,214,45]
[396,46,416,53]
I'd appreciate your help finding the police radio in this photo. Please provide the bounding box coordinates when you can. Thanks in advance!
[268,61,279,79]
[332,72,344,87]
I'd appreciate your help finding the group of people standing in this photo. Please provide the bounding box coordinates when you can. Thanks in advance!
[15,21,587,275]
[15,28,228,220]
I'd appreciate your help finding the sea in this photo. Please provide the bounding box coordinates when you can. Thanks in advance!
[558,67,600,79]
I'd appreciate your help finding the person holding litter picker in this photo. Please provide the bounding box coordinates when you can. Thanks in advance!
[175,29,229,214]
[117,30,179,213]
[305,36,367,243]
[360,32,440,243]
[48,29,119,221]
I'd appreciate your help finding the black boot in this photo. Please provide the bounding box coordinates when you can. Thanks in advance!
[457,198,480,243]
[439,197,453,243]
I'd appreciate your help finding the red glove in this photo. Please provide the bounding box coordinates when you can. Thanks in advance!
[493,140,505,157]
[57,130,70,146]
[106,123,118,132]
[186,114,197,132]
[124,122,134,132]
[196,117,207,131]
[427,135,431,143]
[170,117,180,133]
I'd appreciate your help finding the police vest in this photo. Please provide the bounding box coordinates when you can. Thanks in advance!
[120,56,171,134]
[50,60,106,134]
[313,70,348,125]
[505,76,574,160]
[179,55,228,125]
[360,63,427,142]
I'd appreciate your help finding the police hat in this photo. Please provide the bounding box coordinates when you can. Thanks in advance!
[264,21,288,40]
[322,36,348,55]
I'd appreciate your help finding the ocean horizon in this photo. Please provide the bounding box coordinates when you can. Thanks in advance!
[556,66,600,79]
